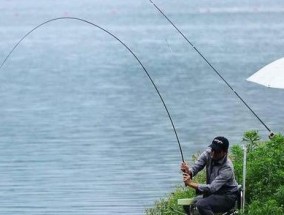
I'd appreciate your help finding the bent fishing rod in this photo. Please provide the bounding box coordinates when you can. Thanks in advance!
[0,17,185,162]
[149,0,274,137]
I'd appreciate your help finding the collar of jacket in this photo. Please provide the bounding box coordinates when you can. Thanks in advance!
[212,154,227,166]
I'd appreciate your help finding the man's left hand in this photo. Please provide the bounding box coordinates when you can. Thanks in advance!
[183,173,191,186]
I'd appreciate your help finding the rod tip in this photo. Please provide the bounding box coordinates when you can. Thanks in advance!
[269,132,275,139]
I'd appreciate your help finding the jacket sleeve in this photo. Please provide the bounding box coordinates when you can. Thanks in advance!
[189,148,210,177]
[197,165,233,193]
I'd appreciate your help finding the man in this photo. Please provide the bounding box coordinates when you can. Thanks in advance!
[181,136,238,215]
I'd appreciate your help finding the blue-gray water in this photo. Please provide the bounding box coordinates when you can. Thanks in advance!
[0,0,284,214]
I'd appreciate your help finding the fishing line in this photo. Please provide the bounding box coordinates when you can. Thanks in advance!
[0,16,185,161]
[149,0,273,135]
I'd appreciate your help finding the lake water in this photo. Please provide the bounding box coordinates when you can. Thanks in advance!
[0,0,283,214]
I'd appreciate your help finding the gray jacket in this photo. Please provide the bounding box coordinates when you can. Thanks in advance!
[189,148,238,195]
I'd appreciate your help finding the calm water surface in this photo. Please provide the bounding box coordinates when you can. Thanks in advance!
[0,0,284,214]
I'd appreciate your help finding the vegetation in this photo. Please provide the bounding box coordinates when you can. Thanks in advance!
[145,153,206,215]
[145,131,284,214]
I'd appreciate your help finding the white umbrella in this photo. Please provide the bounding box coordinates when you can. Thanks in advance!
[247,57,284,89]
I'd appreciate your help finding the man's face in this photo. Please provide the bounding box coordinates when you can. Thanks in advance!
[210,148,227,160]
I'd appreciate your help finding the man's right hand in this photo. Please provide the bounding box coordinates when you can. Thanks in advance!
[180,162,190,174]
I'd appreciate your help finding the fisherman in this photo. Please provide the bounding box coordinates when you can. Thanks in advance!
[181,136,238,215]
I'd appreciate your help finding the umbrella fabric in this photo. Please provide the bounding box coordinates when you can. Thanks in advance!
[247,57,284,89]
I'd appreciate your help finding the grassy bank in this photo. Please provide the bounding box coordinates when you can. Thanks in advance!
[145,131,284,214]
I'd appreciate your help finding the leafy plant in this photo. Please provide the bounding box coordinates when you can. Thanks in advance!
[275,185,284,207]
[242,130,260,152]
[230,144,243,184]
[246,134,284,202]
[247,199,283,215]
[145,186,195,215]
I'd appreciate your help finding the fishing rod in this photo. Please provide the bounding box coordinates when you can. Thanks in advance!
[0,17,185,162]
[149,0,274,137]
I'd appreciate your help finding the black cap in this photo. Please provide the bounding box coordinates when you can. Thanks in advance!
[210,136,229,152]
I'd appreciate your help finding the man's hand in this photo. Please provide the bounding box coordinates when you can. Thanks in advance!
[183,173,191,186]
[183,173,199,189]
[180,162,190,174]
